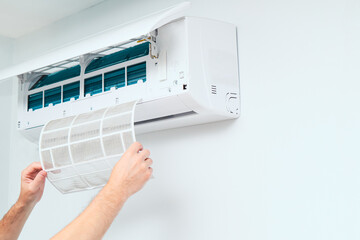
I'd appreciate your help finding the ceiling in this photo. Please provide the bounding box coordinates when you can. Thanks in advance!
[0,0,105,38]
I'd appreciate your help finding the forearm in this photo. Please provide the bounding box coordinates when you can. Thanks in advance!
[0,200,35,240]
[52,142,152,239]
[52,184,127,240]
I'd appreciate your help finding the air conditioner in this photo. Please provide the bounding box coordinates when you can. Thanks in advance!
[0,2,240,143]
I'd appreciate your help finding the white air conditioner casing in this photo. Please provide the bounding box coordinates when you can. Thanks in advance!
[0,3,240,143]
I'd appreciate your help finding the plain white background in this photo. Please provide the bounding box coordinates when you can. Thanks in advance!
[1,0,360,239]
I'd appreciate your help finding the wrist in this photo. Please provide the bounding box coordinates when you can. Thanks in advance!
[15,198,35,212]
[101,183,129,208]
[17,194,37,209]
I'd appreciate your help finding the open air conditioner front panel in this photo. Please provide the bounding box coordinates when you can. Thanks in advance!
[0,2,190,81]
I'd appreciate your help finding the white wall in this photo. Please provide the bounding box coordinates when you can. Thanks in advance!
[0,36,13,215]
[0,79,12,215]
[0,36,13,69]
[3,0,360,239]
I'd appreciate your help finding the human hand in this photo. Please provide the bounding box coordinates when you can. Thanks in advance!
[106,142,153,200]
[18,162,47,206]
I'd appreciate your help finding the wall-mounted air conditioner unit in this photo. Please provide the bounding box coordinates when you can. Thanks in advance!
[0,2,240,142]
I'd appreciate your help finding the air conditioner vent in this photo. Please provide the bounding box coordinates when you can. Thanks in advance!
[211,85,217,94]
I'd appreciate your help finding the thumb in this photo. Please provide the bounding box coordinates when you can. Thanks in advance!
[32,170,47,187]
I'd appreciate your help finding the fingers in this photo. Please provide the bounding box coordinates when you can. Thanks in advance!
[139,149,150,160]
[23,162,43,174]
[22,162,44,180]
[144,158,153,168]
[147,167,153,178]
[32,170,47,188]
[128,142,150,161]
[128,141,143,153]
[144,159,153,180]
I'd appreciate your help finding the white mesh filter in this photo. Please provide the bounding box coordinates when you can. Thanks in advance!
[39,100,138,194]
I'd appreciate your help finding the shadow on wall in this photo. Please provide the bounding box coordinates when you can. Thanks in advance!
[138,118,241,145]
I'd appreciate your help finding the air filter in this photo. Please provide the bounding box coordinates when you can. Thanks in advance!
[39,100,138,194]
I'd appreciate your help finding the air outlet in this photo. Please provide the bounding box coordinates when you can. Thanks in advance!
[211,85,217,94]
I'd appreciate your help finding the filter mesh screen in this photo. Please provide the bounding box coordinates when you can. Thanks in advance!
[39,100,138,194]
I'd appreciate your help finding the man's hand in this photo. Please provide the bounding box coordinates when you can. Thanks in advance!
[106,142,153,200]
[0,162,47,240]
[52,142,153,240]
[18,162,47,206]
